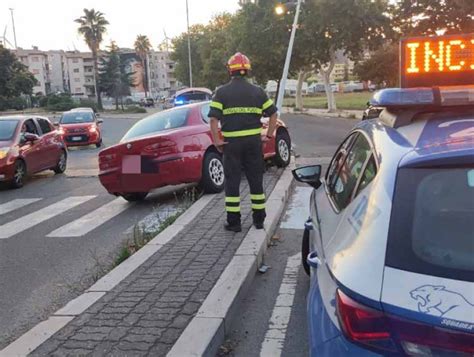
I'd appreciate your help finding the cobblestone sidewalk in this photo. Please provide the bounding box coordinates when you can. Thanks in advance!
[31,168,283,356]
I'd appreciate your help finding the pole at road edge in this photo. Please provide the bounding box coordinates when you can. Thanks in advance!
[186,0,193,87]
[275,0,303,112]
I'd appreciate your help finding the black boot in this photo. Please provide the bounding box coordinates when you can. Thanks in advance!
[253,210,266,230]
[224,222,242,232]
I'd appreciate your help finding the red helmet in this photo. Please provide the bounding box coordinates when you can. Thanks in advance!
[227,52,251,74]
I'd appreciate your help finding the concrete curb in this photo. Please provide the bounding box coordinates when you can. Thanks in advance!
[0,194,215,357]
[167,162,295,357]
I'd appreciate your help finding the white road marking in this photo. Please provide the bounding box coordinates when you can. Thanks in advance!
[48,198,131,237]
[260,253,301,357]
[280,186,313,229]
[0,198,42,215]
[0,196,96,239]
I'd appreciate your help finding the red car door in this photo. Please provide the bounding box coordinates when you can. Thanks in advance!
[19,119,44,173]
[36,117,60,168]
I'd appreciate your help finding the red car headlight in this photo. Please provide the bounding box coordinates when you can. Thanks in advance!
[0,147,10,160]
[89,126,97,133]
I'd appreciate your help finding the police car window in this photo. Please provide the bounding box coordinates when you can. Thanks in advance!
[326,133,357,188]
[37,118,52,135]
[355,155,377,197]
[200,103,211,123]
[387,167,474,282]
[330,134,372,211]
[121,108,189,142]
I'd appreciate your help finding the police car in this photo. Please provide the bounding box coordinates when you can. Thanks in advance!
[293,33,474,356]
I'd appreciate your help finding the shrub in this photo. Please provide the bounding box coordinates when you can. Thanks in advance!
[0,96,27,111]
[46,93,77,111]
[123,105,146,113]
[78,98,99,112]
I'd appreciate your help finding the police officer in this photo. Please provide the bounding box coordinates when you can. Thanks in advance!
[208,53,278,232]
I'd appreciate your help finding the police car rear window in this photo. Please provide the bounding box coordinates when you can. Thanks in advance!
[386,167,474,282]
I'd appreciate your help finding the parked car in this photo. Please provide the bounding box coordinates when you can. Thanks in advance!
[98,101,291,202]
[294,86,474,356]
[174,88,212,107]
[140,98,155,107]
[0,116,67,188]
[361,101,383,120]
[56,109,103,148]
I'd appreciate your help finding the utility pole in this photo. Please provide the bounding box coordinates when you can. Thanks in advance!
[9,8,17,49]
[186,0,193,87]
[275,0,303,111]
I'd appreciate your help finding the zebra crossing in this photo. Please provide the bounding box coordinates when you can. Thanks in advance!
[0,195,134,240]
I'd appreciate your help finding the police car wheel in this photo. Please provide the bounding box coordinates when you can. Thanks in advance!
[201,152,225,193]
[274,131,291,167]
[121,192,148,202]
[302,228,310,276]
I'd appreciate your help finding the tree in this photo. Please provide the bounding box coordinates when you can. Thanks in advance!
[391,0,473,37]
[0,45,37,106]
[134,35,152,97]
[294,0,390,112]
[171,24,206,87]
[99,42,135,110]
[354,44,399,88]
[75,8,109,110]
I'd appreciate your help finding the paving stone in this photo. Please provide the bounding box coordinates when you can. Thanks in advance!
[34,170,282,354]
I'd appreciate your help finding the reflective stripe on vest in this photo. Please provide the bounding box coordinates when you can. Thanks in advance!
[222,128,262,138]
[223,107,263,115]
[210,101,223,110]
[262,99,274,110]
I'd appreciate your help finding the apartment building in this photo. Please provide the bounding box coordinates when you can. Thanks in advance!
[13,47,179,100]
[149,50,178,98]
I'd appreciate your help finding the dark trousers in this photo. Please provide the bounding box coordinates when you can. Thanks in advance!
[223,135,266,226]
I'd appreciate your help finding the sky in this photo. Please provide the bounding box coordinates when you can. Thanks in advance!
[0,0,240,51]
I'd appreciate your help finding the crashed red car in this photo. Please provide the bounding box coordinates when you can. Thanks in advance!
[98,101,291,202]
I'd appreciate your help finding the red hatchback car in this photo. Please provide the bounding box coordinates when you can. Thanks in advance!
[0,116,67,188]
[57,109,103,148]
[99,102,291,201]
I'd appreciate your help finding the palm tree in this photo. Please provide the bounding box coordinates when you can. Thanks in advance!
[75,8,109,109]
[134,35,152,98]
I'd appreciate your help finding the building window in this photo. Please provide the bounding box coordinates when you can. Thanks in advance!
[74,78,81,82]
[32,56,39,62]
[75,87,82,93]
[72,58,79,63]
[73,68,80,73]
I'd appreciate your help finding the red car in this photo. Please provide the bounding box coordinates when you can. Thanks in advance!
[0,116,67,188]
[98,102,291,202]
[57,109,103,148]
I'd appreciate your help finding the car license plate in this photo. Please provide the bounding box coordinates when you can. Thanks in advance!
[122,155,141,174]
[72,136,82,141]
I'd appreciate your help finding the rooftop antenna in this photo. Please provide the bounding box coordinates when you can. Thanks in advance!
[9,8,17,49]
[163,29,170,53]
[1,25,14,48]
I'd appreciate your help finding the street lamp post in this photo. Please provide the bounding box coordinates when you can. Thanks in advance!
[186,0,193,87]
[9,8,18,49]
[275,0,303,112]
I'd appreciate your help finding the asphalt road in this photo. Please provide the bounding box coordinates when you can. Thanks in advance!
[0,112,355,349]
[0,114,192,348]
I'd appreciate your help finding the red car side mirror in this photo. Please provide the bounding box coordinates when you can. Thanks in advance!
[24,133,40,142]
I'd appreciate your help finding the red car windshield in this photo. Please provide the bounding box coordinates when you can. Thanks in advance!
[61,112,94,124]
[0,120,19,141]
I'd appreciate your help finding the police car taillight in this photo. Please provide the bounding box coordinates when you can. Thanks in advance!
[336,290,396,353]
[336,289,474,355]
